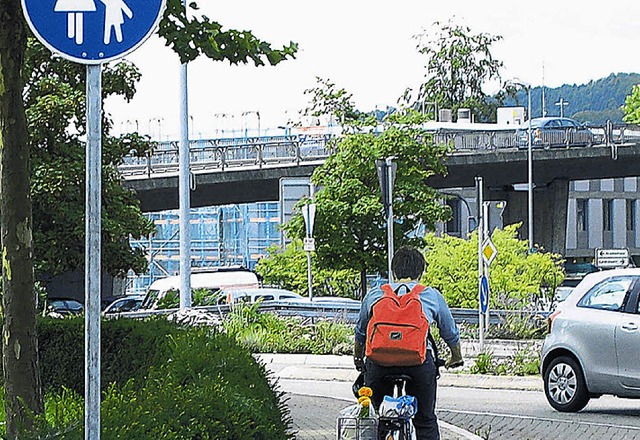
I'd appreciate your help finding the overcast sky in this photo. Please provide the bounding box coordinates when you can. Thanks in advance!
[104,0,640,139]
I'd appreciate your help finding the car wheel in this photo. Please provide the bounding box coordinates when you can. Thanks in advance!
[544,355,590,412]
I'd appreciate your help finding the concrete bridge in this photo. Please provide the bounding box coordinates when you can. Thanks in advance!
[121,126,640,255]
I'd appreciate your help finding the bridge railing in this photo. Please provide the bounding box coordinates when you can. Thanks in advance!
[431,130,518,151]
[120,134,335,177]
[119,123,640,178]
[109,300,550,326]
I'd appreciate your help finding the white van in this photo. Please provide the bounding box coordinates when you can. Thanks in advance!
[140,267,260,310]
[223,287,302,304]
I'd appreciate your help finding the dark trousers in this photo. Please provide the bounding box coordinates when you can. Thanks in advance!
[364,353,439,440]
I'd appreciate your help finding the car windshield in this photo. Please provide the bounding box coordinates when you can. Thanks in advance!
[520,119,544,129]
[141,290,159,309]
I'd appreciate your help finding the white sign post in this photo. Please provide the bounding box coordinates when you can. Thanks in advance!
[302,203,316,301]
[22,1,165,438]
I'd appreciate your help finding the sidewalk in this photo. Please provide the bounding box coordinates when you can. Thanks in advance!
[259,354,543,439]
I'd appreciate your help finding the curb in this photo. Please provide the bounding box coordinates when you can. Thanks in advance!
[257,354,543,392]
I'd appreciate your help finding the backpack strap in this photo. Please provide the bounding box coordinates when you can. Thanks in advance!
[380,283,395,296]
[408,284,426,297]
[405,284,444,378]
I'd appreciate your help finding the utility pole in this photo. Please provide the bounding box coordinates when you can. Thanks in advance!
[555,98,569,118]
[542,62,547,117]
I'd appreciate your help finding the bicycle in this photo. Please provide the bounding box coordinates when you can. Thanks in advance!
[377,374,414,440]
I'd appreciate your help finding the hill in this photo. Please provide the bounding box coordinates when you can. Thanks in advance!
[504,72,640,124]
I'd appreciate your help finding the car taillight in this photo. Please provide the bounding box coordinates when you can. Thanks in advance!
[547,310,561,334]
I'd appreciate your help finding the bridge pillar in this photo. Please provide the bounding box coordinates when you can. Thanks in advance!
[486,179,568,255]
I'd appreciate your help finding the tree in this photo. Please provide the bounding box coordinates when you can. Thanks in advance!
[285,79,451,297]
[25,42,157,278]
[255,239,359,298]
[422,224,565,309]
[0,2,44,435]
[0,0,297,435]
[406,19,504,123]
[622,84,640,124]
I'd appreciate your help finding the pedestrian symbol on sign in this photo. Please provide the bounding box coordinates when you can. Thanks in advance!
[54,0,96,45]
[53,0,134,46]
[100,0,134,44]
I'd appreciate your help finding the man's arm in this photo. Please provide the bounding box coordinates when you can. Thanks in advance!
[354,289,379,371]
[434,291,464,369]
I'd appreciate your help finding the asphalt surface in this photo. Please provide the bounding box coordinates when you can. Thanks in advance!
[264,353,640,440]
[260,354,489,440]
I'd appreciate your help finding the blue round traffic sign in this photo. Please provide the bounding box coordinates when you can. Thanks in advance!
[480,275,489,313]
[22,0,165,64]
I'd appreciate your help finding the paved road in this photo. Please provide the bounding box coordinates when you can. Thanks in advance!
[281,377,640,439]
[285,391,476,440]
[438,386,640,439]
[282,379,481,439]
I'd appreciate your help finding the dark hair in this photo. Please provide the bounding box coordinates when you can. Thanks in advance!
[391,246,426,280]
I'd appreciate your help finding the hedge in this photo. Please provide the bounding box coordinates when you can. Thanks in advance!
[3,317,292,439]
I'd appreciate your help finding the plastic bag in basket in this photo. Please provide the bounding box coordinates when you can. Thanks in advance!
[379,395,417,419]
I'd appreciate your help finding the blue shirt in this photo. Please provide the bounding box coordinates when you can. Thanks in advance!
[355,281,460,350]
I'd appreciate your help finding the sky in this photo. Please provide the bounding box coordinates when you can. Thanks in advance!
[104,0,640,140]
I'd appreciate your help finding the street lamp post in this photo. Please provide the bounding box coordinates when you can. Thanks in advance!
[509,79,534,251]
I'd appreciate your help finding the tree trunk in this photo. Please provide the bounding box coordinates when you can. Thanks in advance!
[359,269,367,300]
[0,1,44,436]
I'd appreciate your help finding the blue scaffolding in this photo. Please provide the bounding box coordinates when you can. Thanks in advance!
[127,202,280,294]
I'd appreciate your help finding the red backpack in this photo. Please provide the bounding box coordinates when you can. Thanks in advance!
[365,284,429,367]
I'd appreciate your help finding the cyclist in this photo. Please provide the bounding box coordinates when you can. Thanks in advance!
[354,246,463,440]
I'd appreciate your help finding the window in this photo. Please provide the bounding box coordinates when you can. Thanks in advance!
[576,199,588,232]
[627,199,636,231]
[578,277,635,311]
[603,199,613,232]
[445,199,461,235]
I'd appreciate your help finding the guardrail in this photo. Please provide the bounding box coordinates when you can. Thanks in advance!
[118,123,640,179]
[109,300,551,326]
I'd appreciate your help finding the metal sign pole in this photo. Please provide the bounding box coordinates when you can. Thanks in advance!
[475,176,484,351]
[386,157,396,282]
[483,201,490,332]
[179,41,192,309]
[85,63,102,440]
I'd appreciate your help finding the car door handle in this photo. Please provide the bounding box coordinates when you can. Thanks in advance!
[622,323,639,331]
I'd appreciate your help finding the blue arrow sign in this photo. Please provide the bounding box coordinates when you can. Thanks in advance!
[480,275,489,314]
[22,0,166,64]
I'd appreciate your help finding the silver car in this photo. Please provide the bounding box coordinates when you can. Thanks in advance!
[517,117,594,149]
[541,268,640,412]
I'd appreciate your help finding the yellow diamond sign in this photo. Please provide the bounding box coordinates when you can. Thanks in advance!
[482,238,498,266]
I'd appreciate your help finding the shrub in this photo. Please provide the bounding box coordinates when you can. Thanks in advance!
[38,316,179,394]
[222,302,353,354]
[5,317,292,439]
[470,351,496,374]
[486,312,547,340]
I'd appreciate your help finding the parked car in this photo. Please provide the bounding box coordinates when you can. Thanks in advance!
[140,266,260,310]
[517,117,594,148]
[541,268,640,412]
[553,285,575,304]
[103,295,144,314]
[44,298,84,317]
[224,287,303,304]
